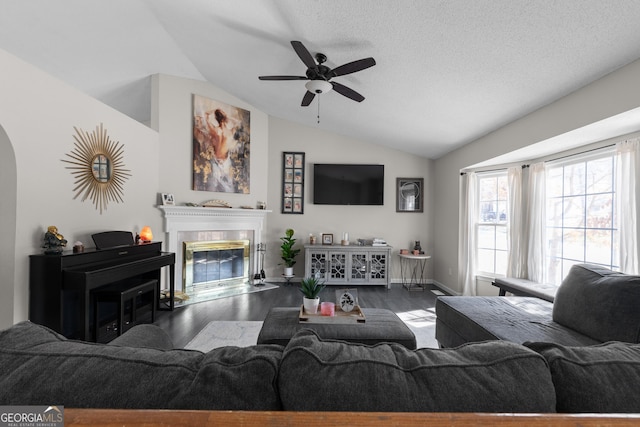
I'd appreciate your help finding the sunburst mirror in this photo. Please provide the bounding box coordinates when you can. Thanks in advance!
[62,123,131,214]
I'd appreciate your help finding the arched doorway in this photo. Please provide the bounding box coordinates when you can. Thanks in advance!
[0,124,17,327]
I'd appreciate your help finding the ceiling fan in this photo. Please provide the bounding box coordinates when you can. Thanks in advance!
[259,41,376,107]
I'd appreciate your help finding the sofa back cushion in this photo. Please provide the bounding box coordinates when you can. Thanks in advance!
[526,341,640,413]
[553,264,640,343]
[278,329,556,413]
[0,321,283,410]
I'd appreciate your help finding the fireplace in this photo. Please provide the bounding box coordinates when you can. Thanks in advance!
[158,206,269,295]
[183,240,250,294]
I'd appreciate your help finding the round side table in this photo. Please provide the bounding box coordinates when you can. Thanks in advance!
[398,253,431,291]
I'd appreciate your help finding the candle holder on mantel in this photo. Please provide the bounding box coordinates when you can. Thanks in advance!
[253,242,266,286]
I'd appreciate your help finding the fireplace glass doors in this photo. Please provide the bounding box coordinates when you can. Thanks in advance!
[183,240,250,295]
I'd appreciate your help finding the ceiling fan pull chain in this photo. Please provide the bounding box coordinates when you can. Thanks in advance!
[317,96,321,124]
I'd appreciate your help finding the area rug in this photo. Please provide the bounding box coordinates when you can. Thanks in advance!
[396,308,439,349]
[184,311,439,351]
[177,283,279,306]
[185,321,264,351]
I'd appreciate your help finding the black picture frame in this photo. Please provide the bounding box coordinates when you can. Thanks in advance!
[396,177,424,212]
[282,152,305,214]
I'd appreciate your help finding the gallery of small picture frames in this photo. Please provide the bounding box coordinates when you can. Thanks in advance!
[282,152,305,214]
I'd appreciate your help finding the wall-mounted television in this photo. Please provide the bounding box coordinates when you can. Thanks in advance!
[313,164,384,205]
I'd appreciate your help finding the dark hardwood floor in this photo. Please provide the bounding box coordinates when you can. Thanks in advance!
[153,282,442,348]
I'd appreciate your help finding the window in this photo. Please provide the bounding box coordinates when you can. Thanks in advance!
[476,172,508,275]
[545,150,617,284]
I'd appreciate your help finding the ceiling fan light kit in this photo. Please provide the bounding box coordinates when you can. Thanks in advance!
[305,80,332,94]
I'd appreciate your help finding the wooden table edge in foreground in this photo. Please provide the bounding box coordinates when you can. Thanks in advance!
[65,409,640,427]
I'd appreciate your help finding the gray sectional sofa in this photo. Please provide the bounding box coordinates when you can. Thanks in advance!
[2,318,640,413]
[435,263,640,348]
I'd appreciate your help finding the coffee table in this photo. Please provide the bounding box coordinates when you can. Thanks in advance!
[257,307,416,349]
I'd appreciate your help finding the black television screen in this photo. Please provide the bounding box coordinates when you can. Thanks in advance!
[313,164,384,205]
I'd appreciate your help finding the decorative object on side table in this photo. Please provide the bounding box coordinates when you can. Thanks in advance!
[280,228,301,276]
[42,226,67,254]
[299,276,326,314]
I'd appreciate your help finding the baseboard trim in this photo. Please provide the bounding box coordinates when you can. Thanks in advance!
[432,280,460,296]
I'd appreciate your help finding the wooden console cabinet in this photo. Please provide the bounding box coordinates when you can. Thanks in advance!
[304,244,391,288]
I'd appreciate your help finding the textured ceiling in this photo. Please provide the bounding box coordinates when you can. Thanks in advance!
[2,0,640,159]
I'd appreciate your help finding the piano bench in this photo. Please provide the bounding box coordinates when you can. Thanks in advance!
[93,279,158,343]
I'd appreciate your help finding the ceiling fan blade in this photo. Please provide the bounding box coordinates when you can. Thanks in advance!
[301,91,315,107]
[291,41,317,70]
[259,75,307,80]
[331,81,365,102]
[331,57,376,77]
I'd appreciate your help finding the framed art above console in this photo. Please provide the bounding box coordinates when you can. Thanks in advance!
[282,152,305,214]
[396,177,424,212]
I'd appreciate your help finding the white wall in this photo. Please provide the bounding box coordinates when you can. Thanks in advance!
[0,48,161,328]
[265,117,434,283]
[433,58,640,294]
[0,125,17,328]
[151,74,269,210]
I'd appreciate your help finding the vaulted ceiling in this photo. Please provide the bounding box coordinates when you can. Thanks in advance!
[2,0,640,159]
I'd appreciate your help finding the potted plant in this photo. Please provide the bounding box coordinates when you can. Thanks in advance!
[299,276,326,314]
[280,228,301,276]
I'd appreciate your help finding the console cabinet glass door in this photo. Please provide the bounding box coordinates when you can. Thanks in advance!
[307,250,328,280]
[328,251,347,282]
[349,251,389,285]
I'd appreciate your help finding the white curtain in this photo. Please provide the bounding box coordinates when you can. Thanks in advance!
[616,138,640,274]
[459,172,477,296]
[506,166,525,278]
[526,162,546,283]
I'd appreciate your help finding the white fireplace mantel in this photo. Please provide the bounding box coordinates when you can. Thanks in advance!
[158,206,270,291]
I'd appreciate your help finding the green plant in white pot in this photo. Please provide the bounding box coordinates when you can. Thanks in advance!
[299,276,326,314]
[280,228,301,276]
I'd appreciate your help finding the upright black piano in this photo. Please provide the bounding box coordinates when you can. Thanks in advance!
[29,239,175,341]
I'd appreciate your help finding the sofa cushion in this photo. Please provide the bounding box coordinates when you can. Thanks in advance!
[553,264,640,343]
[435,296,599,348]
[0,321,283,410]
[107,324,174,350]
[278,329,556,413]
[526,341,640,413]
